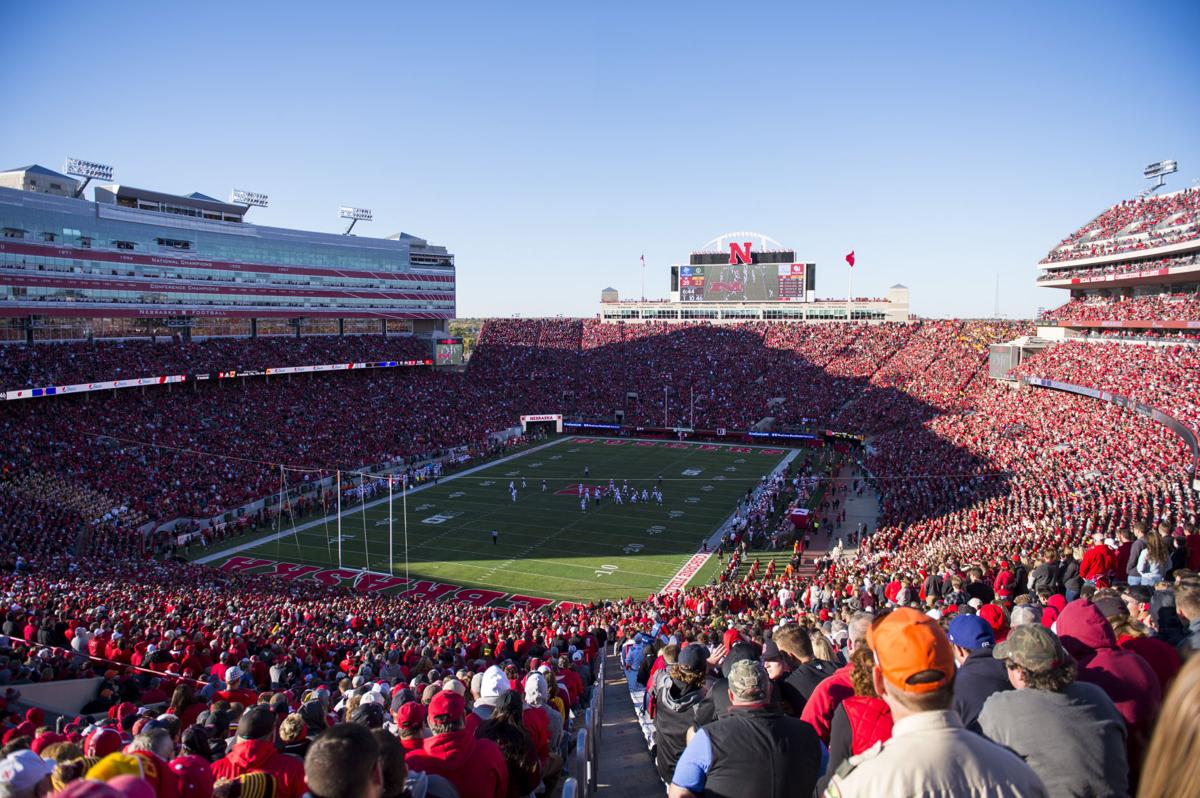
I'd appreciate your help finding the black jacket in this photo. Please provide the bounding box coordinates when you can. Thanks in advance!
[697,705,823,798]
[654,678,705,784]
[952,648,1012,732]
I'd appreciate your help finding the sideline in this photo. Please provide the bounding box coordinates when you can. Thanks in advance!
[194,436,568,564]
[659,447,800,593]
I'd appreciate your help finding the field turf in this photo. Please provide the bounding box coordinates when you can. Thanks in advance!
[200,436,794,606]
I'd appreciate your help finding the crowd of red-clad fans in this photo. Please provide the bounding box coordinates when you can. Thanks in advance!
[1041,188,1200,263]
[1037,253,1199,284]
[1,320,1199,797]
[1040,291,1200,323]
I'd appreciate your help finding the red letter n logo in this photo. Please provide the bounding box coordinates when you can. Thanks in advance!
[728,241,753,265]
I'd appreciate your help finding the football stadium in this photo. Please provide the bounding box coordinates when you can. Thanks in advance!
[1,5,1199,798]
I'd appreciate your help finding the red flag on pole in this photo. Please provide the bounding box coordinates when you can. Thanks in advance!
[845,251,855,268]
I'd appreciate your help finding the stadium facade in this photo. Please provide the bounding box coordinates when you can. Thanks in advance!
[598,232,910,323]
[0,164,455,342]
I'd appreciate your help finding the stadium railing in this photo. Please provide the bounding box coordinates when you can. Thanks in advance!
[561,777,580,798]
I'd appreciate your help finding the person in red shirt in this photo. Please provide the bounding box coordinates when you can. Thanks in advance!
[1079,534,1116,587]
[213,666,258,707]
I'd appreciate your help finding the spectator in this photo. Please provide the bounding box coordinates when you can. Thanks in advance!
[800,613,872,743]
[475,691,541,798]
[0,750,54,798]
[1055,599,1162,785]
[405,691,507,798]
[1176,584,1200,658]
[823,608,1046,797]
[654,644,708,784]
[211,705,306,798]
[669,660,823,798]
[979,624,1128,798]
[1136,534,1172,587]
[820,645,892,795]
[1136,654,1200,798]
[947,614,1011,732]
[773,626,839,710]
[304,724,382,798]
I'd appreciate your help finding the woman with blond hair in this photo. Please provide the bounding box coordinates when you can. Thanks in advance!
[1138,654,1200,797]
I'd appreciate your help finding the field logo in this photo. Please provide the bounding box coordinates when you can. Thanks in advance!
[647,525,666,536]
[728,241,753,265]
[422,511,462,525]
[668,510,685,518]
[682,468,703,476]
[623,543,644,554]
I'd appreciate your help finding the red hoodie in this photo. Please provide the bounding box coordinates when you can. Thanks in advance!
[210,739,306,798]
[1056,600,1162,778]
[405,729,507,798]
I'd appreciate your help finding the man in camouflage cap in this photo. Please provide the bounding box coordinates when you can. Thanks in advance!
[978,623,1128,798]
[668,660,823,797]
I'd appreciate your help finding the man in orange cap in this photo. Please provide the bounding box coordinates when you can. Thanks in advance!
[823,608,1047,798]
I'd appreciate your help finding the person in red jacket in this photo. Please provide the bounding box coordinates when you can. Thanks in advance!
[799,612,873,743]
[1079,535,1116,587]
[1055,599,1162,787]
[210,705,306,798]
[405,691,507,798]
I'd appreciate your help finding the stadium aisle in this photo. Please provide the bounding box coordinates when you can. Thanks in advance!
[595,651,664,798]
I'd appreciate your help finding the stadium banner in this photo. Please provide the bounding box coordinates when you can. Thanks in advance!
[520,413,563,433]
[2,359,432,401]
[2,374,187,401]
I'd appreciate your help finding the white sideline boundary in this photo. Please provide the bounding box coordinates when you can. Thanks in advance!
[658,447,801,593]
[194,436,569,565]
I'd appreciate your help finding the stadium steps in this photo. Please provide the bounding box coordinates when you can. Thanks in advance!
[594,651,664,798]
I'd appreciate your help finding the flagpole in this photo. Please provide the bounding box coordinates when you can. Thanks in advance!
[336,470,342,569]
[641,254,646,302]
[388,476,394,577]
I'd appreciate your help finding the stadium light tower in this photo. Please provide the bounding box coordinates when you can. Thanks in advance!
[1143,160,1177,193]
[339,206,373,235]
[65,157,114,198]
[229,189,270,215]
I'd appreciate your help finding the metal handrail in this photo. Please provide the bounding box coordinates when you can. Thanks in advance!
[575,729,589,796]
[561,777,579,798]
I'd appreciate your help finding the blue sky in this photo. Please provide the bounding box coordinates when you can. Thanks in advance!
[3,1,1197,318]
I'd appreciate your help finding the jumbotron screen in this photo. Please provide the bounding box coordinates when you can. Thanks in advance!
[677,262,814,302]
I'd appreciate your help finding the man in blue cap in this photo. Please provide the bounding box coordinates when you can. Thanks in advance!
[948,613,1012,732]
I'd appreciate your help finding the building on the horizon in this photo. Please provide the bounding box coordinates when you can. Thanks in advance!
[0,164,455,342]
[599,232,910,323]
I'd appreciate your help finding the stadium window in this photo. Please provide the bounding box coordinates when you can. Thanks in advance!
[3,228,25,239]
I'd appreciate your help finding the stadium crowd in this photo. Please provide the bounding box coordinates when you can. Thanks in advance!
[1040,292,1200,323]
[1,319,1199,797]
[1037,253,1199,283]
[1041,188,1200,263]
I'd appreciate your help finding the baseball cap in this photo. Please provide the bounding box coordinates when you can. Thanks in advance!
[760,640,785,662]
[1092,595,1127,620]
[395,701,427,727]
[237,705,277,740]
[0,749,54,792]
[350,702,386,729]
[867,607,956,694]
[727,660,769,702]
[947,614,995,650]
[720,641,761,679]
[225,666,244,686]
[677,644,709,672]
[428,691,466,723]
[993,624,1068,673]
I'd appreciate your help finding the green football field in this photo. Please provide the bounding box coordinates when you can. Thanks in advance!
[199,436,796,607]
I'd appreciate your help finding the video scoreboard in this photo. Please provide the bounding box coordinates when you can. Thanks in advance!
[435,338,463,365]
[675,261,815,302]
